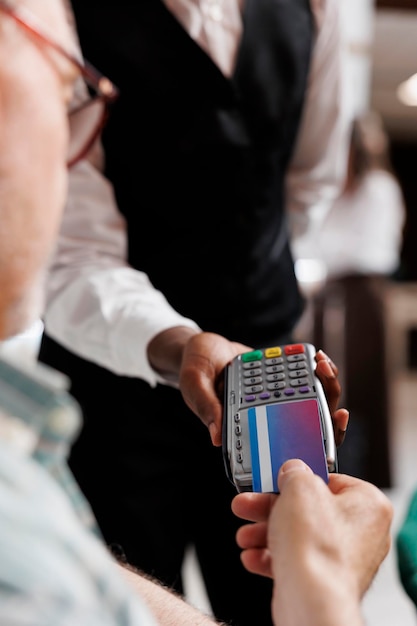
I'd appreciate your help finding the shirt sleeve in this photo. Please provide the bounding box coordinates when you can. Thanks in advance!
[286,0,352,241]
[43,158,200,387]
[0,439,158,626]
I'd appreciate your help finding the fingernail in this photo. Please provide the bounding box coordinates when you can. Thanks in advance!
[339,423,348,440]
[280,459,310,474]
[209,422,218,442]
[321,360,335,379]
[340,410,349,431]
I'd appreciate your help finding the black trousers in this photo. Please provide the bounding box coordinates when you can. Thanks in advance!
[39,334,275,626]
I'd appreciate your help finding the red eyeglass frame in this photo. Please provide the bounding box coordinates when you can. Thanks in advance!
[0,0,119,166]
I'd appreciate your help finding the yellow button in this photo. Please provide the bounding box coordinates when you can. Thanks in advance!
[265,347,282,358]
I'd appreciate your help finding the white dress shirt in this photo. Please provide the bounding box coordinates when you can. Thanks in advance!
[43,0,350,387]
[163,0,244,77]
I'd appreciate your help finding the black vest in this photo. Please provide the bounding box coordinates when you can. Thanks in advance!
[70,0,313,346]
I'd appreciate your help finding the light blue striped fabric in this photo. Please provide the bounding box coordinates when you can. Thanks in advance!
[0,357,157,625]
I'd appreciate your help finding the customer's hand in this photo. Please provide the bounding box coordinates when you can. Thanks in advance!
[232,459,393,600]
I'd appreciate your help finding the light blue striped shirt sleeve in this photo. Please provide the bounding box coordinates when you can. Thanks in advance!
[0,356,158,625]
[0,441,158,625]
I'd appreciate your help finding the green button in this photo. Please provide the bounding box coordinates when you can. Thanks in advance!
[242,350,263,362]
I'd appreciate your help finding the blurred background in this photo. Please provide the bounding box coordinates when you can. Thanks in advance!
[295,0,417,284]
[292,1,417,623]
[358,0,417,283]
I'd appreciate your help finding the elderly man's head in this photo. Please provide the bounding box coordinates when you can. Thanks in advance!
[0,0,76,339]
[0,0,116,339]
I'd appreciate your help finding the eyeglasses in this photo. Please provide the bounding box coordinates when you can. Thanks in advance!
[0,0,119,167]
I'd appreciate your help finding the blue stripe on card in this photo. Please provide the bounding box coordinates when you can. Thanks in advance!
[248,406,274,492]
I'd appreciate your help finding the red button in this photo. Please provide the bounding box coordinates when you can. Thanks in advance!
[284,344,305,355]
